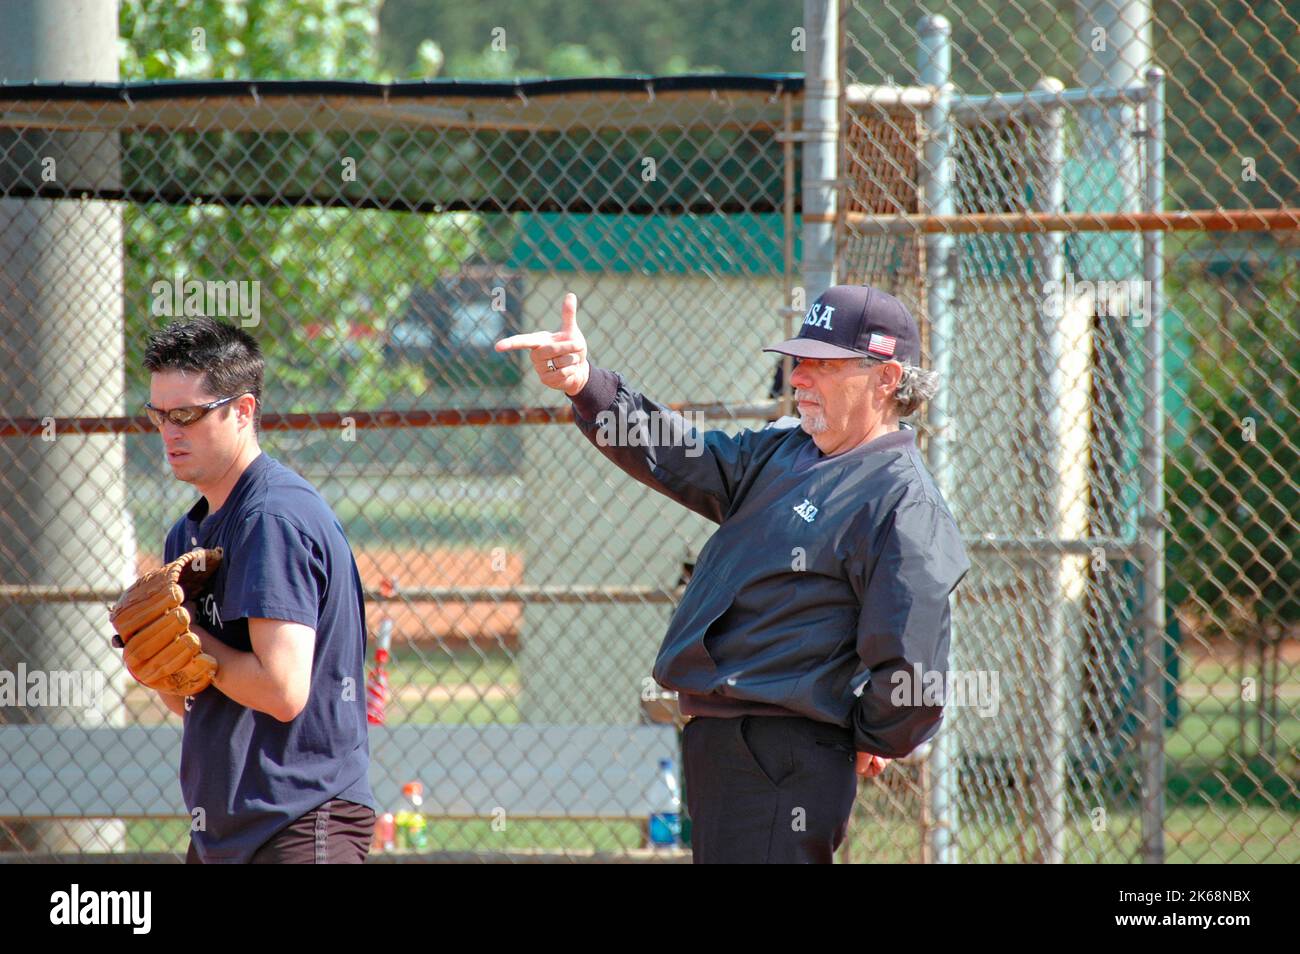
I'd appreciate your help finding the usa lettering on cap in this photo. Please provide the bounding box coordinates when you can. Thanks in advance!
[804,303,835,330]
[867,333,897,357]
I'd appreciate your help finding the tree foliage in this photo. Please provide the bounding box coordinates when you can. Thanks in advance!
[119,0,474,410]
[1165,260,1299,635]
[379,0,1297,209]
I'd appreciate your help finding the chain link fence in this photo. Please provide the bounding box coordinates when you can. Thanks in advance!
[839,0,1297,862]
[0,76,798,861]
[1,0,1296,863]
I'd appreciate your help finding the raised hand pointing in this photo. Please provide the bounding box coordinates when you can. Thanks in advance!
[494,292,591,397]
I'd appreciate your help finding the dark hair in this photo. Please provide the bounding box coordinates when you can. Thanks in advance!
[144,317,264,427]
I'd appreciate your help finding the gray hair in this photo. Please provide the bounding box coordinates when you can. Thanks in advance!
[859,357,940,416]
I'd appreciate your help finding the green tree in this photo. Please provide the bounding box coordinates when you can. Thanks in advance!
[119,0,479,409]
[120,0,390,81]
[381,0,1297,210]
[1165,261,1299,639]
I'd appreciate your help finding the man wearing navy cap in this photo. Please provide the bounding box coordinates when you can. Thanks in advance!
[497,285,970,863]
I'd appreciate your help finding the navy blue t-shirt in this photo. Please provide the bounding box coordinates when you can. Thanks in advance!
[163,452,375,863]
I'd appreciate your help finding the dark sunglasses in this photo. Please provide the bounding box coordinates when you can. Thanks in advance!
[144,393,246,428]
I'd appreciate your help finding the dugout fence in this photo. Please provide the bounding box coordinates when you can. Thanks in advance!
[1,3,1297,863]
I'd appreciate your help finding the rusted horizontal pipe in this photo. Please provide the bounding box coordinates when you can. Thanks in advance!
[0,400,779,438]
[0,585,686,605]
[841,207,1300,234]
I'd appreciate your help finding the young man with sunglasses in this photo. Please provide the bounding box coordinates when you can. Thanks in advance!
[141,317,375,863]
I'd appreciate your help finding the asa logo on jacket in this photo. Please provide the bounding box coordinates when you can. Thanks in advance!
[793,498,819,523]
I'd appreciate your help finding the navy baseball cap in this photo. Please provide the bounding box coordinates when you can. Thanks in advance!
[763,284,921,364]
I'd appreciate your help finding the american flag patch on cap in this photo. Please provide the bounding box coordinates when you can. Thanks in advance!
[867,333,897,356]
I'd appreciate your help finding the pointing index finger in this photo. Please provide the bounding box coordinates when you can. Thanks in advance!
[494,331,555,352]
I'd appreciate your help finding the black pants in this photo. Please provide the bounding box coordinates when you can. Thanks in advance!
[185,797,375,864]
[682,715,858,863]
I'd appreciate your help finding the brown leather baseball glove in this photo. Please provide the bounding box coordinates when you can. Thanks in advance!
[109,548,223,696]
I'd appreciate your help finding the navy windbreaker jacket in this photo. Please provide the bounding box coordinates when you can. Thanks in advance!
[569,366,971,758]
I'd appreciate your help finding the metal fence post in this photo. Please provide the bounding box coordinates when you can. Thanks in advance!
[1139,65,1167,865]
[917,12,958,865]
[1031,77,1069,865]
[0,0,130,856]
[803,0,838,299]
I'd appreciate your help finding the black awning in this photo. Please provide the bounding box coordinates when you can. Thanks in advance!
[0,75,803,213]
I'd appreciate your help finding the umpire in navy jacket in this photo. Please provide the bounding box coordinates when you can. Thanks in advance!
[497,284,970,863]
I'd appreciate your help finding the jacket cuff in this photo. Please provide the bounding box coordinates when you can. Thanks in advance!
[851,693,944,759]
[567,365,619,422]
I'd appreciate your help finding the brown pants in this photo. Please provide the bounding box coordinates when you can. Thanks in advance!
[186,798,376,864]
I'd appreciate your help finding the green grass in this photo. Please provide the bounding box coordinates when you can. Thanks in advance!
[124,820,186,854]
[1169,681,1298,769]
[126,817,649,856]
[374,646,522,725]
[129,807,1298,862]
[400,819,647,855]
[946,806,1300,864]
[386,645,518,689]
[1182,656,1260,685]
[379,694,520,725]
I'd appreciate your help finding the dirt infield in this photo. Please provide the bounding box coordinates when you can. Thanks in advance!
[137,546,521,648]
[353,547,522,649]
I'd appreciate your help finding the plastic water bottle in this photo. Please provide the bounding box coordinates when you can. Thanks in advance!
[395,781,428,852]
[648,758,682,848]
